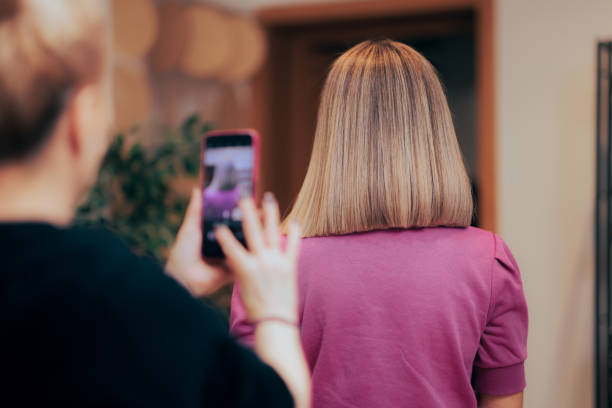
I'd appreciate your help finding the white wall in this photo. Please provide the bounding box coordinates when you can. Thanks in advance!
[497,0,612,406]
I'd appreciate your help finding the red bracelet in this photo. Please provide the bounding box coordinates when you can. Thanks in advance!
[251,316,300,328]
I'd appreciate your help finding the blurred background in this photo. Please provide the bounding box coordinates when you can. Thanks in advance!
[82,0,612,406]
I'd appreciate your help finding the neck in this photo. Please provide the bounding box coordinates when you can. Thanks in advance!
[0,158,76,227]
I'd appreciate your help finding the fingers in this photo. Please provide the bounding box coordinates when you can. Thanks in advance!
[184,262,233,297]
[196,266,234,295]
[215,225,249,266]
[285,221,301,260]
[262,192,281,249]
[239,198,265,253]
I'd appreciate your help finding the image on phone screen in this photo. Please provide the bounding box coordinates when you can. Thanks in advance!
[201,134,253,257]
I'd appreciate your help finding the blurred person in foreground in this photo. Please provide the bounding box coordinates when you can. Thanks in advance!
[231,40,528,408]
[0,1,310,406]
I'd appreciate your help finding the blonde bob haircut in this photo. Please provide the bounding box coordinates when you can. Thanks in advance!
[284,39,473,237]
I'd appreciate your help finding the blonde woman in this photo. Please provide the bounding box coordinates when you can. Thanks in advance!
[230,40,528,408]
[0,1,310,406]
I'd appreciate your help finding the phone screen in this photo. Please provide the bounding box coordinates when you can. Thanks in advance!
[201,134,254,257]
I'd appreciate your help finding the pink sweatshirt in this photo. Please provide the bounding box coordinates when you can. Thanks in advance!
[230,227,528,407]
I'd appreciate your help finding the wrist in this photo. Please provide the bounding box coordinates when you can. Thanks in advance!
[247,304,298,324]
[251,315,299,328]
[164,259,183,285]
[165,260,197,296]
[255,319,302,348]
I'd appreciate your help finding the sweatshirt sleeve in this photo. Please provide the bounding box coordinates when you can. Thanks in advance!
[472,234,528,396]
[93,246,292,407]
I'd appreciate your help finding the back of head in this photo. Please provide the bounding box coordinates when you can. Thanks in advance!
[285,39,473,237]
[0,0,107,163]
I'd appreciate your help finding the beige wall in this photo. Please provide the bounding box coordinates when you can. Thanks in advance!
[497,0,612,406]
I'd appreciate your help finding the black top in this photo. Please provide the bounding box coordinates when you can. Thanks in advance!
[0,223,293,407]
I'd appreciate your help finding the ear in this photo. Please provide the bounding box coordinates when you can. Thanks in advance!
[67,84,102,156]
[66,88,84,156]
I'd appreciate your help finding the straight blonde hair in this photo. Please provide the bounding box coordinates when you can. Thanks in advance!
[283,39,473,237]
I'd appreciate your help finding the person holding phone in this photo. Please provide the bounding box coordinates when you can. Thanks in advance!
[230,40,528,407]
[0,1,310,407]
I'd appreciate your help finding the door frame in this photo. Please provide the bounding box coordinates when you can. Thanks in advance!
[252,0,496,232]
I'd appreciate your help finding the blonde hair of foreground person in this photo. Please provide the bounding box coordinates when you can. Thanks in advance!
[0,0,110,163]
[283,40,473,237]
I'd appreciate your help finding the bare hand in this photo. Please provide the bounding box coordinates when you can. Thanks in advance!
[166,188,232,297]
[215,193,300,322]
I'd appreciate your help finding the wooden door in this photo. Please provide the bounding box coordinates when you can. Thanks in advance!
[252,0,495,230]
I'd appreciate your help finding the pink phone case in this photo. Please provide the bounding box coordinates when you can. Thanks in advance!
[200,129,260,257]
[200,128,260,196]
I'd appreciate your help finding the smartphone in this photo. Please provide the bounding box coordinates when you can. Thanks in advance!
[201,129,259,257]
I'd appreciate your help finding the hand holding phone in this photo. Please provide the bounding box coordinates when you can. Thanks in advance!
[166,188,231,297]
[214,194,301,322]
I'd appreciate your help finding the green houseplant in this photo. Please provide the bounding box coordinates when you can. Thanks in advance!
[75,115,237,314]
[75,115,212,260]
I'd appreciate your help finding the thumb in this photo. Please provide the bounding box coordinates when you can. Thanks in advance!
[177,188,202,236]
[185,188,202,224]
